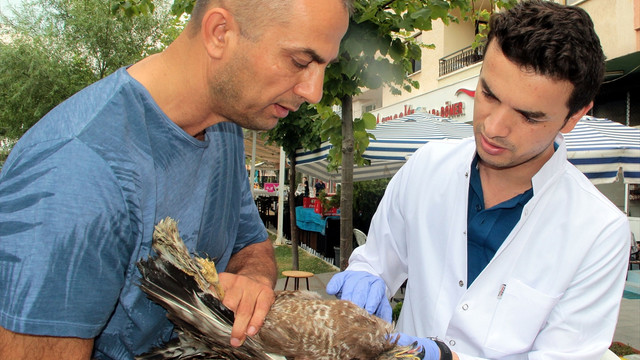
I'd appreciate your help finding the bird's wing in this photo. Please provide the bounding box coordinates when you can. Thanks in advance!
[135,217,275,360]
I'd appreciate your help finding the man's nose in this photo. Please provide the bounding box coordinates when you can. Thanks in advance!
[294,65,325,104]
[483,104,512,138]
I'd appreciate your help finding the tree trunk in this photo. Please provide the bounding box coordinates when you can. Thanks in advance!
[288,154,300,270]
[340,95,354,270]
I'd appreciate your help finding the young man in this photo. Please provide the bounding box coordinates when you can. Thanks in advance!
[0,0,350,359]
[327,1,630,359]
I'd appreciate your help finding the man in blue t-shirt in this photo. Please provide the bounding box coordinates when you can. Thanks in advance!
[0,1,350,359]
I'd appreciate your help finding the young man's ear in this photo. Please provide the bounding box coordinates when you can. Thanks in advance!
[201,8,235,59]
[561,101,593,134]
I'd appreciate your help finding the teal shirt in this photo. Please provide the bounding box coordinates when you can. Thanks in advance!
[467,155,534,286]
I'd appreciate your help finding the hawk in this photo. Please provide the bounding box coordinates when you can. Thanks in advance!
[136,217,424,360]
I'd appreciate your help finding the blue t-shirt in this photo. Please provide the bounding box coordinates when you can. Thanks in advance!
[0,68,268,359]
[467,155,533,286]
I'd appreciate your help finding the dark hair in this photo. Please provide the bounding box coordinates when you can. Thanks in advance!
[487,0,605,118]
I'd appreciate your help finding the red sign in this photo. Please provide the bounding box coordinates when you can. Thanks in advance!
[376,105,416,123]
[374,89,473,122]
[428,101,465,118]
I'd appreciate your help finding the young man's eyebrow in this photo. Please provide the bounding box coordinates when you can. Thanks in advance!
[480,78,547,120]
[518,109,547,120]
[480,78,495,98]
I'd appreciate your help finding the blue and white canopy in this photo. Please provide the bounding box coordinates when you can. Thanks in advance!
[295,113,640,184]
[565,116,640,184]
[296,113,472,182]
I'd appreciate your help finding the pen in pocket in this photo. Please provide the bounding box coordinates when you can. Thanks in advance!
[497,283,506,299]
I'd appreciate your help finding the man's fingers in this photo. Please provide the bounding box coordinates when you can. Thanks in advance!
[325,273,345,295]
[377,299,393,323]
[227,287,274,346]
[247,289,275,336]
[362,282,384,314]
[218,273,276,347]
[229,295,250,347]
[220,286,247,346]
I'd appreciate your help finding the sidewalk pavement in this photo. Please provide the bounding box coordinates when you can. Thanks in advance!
[275,271,640,350]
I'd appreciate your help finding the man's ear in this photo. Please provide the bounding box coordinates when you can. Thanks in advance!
[201,8,235,59]
[560,101,593,134]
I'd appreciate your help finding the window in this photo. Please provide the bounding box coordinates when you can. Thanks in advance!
[408,32,422,75]
[410,58,422,75]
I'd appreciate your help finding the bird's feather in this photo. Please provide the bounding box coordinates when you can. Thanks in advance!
[136,217,424,360]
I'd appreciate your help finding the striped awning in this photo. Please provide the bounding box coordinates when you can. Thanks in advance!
[295,113,640,184]
[295,113,472,182]
[566,116,640,184]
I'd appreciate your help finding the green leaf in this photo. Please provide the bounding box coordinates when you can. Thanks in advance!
[344,59,359,78]
[361,112,377,129]
[389,38,406,61]
[410,8,432,20]
[407,42,422,60]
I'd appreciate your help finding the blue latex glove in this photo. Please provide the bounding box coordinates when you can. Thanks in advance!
[326,270,392,322]
[389,333,440,360]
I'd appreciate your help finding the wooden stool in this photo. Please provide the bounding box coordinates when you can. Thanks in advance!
[282,270,314,291]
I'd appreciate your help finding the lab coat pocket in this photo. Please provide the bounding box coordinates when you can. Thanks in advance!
[485,278,561,353]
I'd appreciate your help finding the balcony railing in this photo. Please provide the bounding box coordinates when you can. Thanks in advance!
[439,43,485,77]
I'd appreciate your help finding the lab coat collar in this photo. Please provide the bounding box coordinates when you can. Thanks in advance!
[459,135,569,198]
[531,133,568,195]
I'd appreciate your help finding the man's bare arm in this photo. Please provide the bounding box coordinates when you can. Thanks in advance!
[0,325,94,360]
[225,237,277,287]
[219,238,277,347]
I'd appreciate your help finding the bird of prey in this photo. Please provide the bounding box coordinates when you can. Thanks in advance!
[136,217,424,360]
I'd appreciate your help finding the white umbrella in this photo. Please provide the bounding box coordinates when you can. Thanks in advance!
[295,113,473,182]
[296,113,640,185]
[565,116,640,184]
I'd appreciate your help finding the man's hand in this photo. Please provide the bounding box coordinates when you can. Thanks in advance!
[218,272,275,347]
[326,270,392,322]
[221,238,277,347]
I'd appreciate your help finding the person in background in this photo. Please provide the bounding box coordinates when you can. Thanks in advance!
[0,0,350,359]
[314,179,324,195]
[327,1,630,359]
[303,176,310,197]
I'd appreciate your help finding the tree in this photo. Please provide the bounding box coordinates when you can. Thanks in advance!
[264,104,323,270]
[0,0,178,139]
[0,39,94,138]
[316,0,515,269]
[318,0,473,269]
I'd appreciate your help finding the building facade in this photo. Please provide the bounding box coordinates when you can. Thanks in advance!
[350,0,640,224]
[353,0,640,128]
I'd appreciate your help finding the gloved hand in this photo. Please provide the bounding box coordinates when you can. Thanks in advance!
[389,333,440,360]
[326,270,392,322]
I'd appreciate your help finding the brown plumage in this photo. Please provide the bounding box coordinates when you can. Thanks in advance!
[136,217,424,360]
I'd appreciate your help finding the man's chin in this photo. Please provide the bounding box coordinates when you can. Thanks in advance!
[241,117,280,131]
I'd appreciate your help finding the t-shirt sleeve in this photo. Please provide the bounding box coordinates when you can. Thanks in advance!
[0,139,134,338]
[233,175,268,254]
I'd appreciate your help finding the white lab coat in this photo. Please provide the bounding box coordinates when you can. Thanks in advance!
[348,136,630,359]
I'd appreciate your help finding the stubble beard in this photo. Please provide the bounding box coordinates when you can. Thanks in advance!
[207,55,279,131]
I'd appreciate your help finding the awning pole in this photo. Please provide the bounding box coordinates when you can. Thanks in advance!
[625,183,630,216]
[249,131,257,198]
[276,146,286,245]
